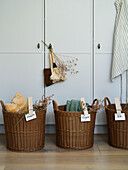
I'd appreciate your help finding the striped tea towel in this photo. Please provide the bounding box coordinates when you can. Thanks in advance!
[112,0,128,80]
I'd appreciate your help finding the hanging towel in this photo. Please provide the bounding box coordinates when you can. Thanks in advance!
[112,0,128,101]
[112,0,128,80]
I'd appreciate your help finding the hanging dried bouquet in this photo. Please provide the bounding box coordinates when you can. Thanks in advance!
[42,41,79,86]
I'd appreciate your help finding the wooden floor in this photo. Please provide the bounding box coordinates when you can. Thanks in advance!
[0,135,128,170]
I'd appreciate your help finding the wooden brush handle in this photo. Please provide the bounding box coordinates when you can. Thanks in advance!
[50,53,53,73]
[51,51,55,63]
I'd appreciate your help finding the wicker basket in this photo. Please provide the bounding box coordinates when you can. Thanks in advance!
[0,100,46,152]
[104,97,128,149]
[53,99,98,149]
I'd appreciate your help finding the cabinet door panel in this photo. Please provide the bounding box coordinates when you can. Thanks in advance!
[95,54,120,100]
[0,0,43,52]
[45,0,92,53]
[94,54,120,125]
[0,54,44,124]
[95,0,116,53]
[45,54,92,124]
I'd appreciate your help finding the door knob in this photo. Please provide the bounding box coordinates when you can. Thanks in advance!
[97,44,101,49]
[37,43,40,49]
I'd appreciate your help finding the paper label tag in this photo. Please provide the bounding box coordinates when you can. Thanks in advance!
[115,113,125,121]
[81,114,91,122]
[25,111,36,121]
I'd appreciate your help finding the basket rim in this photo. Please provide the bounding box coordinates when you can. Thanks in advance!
[105,103,128,112]
[55,104,97,114]
[2,108,47,115]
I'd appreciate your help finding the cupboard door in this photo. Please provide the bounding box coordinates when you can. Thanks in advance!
[94,0,120,125]
[95,0,116,53]
[45,0,92,124]
[0,0,44,124]
[0,0,43,52]
[45,0,92,53]
[94,54,120,125]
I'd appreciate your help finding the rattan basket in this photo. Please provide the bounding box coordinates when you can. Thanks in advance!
[0,100,46,152]
[104,97,128,149]
[53,99,98,149]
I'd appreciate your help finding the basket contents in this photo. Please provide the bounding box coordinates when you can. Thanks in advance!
[33,94,54,110]
[53,98,99,149]
[104,97,128,149]
[5,92,27,113]
[66,99,89,112]
[66,100,81,112]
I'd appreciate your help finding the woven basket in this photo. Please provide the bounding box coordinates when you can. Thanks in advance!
[53,99,98,149]
[104,97,128,149]
[0,100,46,152]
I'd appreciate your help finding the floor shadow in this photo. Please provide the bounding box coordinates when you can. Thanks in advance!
[0,134,6,146]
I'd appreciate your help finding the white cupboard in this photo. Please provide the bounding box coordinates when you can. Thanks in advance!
[0,0,123,130]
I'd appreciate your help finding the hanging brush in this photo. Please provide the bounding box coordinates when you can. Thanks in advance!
[42,41,66,83]
[48,44,57,68]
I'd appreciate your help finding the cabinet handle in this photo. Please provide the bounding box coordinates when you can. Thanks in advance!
[97,44,101,49]
[37,43,40,49]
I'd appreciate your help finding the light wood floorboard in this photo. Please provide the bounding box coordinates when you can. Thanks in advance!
[0,135,128,170]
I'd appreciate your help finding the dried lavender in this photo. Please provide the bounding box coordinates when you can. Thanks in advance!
[89,99,105,111]
[41,40,79,75]
[34,94,54,110]
[53,53,79,75]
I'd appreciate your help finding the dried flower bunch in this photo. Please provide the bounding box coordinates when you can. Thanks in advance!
[34,94,54,110]
[90,99,105,111]
[41,40,79,75]
[54,53,79,75]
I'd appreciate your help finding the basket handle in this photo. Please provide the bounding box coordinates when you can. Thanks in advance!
[0,100,5,110]
[52,100,58,110]
[104,97,111,107]
[92,99,99,108]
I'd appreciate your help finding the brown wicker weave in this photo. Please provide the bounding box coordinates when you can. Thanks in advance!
[53,99,98,149]
[104,97,128,149]
[0,100,46,152]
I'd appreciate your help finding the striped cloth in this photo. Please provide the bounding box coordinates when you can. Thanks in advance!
[112,0,128,101]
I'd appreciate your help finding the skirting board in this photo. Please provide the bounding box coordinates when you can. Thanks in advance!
[0,124,108,134]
